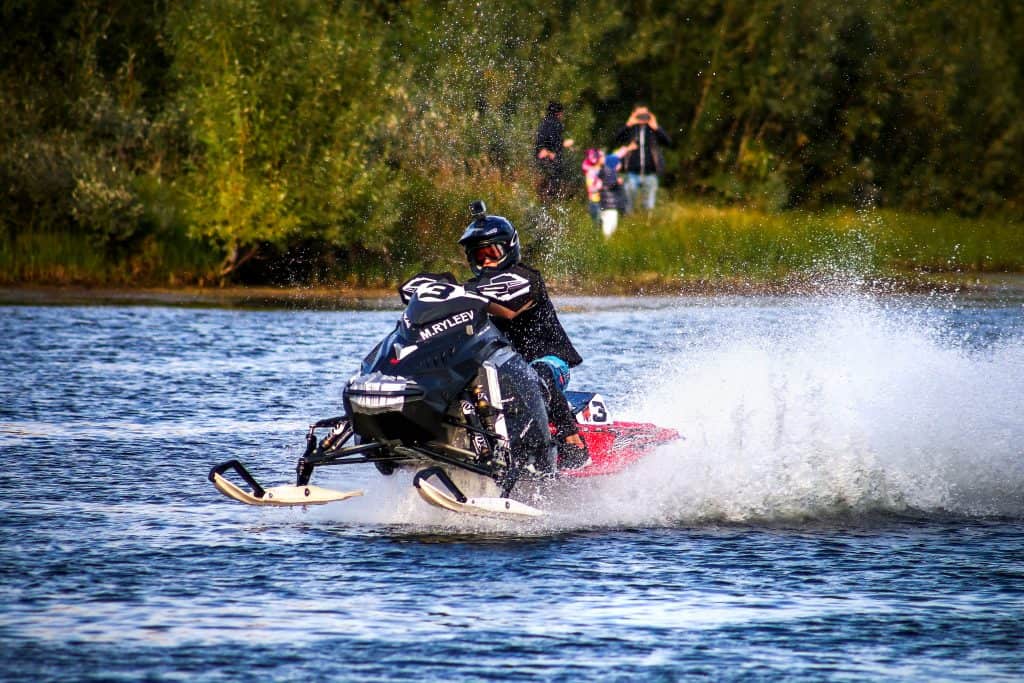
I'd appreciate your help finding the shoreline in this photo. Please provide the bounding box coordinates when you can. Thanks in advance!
[0,284,399,310]
[1,273,1022,309]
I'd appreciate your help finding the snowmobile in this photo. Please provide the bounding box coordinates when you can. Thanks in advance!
[209,274,679,519]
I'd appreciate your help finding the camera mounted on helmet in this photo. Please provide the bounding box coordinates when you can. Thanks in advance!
[469,200,487,221]
[459,199,521,276]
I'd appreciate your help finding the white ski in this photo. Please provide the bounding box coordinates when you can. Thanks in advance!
[415,476,545,518]
[211,472,363,507]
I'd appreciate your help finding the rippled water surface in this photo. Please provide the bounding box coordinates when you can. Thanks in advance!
[2,293,1023,681]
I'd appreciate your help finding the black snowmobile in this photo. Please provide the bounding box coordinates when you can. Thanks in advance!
[210,273,563,517]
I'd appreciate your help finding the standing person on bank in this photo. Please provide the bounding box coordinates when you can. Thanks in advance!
[581,148,604,225]
[534,101,574,203]
[613,104,671,212]
[597,152,623,238]
[596,141,636,238]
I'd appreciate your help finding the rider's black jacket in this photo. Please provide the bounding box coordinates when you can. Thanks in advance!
[466,263,582,368]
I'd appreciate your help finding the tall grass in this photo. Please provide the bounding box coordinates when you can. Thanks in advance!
[2,200,1020,290]
[0,230,220,286]
[540,201,1024,290]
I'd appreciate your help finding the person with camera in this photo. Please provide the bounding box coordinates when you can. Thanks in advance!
[613,104,672,212]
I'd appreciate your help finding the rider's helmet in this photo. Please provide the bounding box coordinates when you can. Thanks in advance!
[458,200,521,276]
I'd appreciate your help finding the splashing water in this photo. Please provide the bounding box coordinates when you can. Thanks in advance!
[303,293,1024,530]
[2,295,1020,531]
[590,294,1024,524]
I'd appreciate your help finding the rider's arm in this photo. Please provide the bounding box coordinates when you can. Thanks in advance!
[486,300,536,320]
[471,267,538,318]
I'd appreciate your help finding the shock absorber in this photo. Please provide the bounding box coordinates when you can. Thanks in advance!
[462,385,492,459]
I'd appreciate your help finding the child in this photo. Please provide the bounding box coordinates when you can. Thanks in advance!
[597,152,624,238]
[581,148,604,226]
[596,143,636,238]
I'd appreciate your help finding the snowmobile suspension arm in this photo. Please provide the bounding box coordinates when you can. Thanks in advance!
[395,444,496,478]
[295,441,396,485]
[444,418,504,441]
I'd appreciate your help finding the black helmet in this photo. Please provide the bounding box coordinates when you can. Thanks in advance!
[458,201,520,276]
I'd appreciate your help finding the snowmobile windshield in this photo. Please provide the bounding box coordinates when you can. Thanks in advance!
[402,283,489,328]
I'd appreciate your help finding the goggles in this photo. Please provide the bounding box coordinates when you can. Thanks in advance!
[471,244,506,266]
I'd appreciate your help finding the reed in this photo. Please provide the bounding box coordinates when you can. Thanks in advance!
[541,201,1024,288]
[0,230,220,286]
[2,201,1020,289]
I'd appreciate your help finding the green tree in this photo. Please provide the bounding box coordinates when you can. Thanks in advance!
[0,0,170,247]
[167,0,401,278]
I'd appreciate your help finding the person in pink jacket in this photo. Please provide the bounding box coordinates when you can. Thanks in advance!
[581,148,604,225]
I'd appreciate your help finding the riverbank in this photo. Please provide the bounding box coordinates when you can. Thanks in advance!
[0,284,397,310]
[3,273,1023,310]
[4,203,1022,293]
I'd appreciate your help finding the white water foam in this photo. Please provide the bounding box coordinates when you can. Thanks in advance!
[573,295,1024,525]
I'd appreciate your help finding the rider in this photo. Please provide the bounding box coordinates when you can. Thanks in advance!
[459,201,590,469]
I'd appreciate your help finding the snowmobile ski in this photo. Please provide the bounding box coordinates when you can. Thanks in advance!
[413,468,545,518]
[210,459,363,507]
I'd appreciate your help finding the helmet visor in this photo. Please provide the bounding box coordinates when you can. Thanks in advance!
[471,244,505,267]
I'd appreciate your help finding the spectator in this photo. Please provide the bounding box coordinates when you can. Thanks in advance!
[595,142,636,238]
[597,152,626,238]
[613,104,671,212]
[581,148,603,225]
[534,101,574,203]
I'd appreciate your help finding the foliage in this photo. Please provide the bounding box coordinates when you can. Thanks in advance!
[591,0,1024,214]
[540,201,1024,289]
[165,0,403,276]
[1,0,1021,286]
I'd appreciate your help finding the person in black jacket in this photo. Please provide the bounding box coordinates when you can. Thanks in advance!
[595,142,637,238]
[534,101,574,203]
[597,152,625,238]
[459,203,590,469]
[613,104,672,212]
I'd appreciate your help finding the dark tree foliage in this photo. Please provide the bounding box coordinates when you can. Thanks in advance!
[1,0,1020,281]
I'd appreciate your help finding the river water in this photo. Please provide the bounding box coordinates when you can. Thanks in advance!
[1,292,1022,681]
